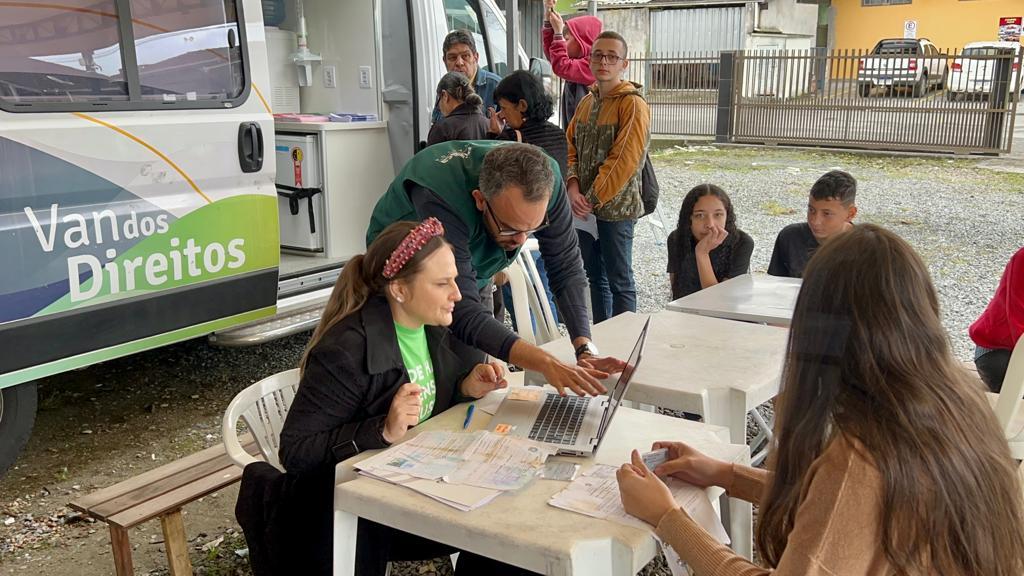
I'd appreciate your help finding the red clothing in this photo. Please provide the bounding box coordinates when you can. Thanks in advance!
[970,247,1024,350]
[542,15,601,85]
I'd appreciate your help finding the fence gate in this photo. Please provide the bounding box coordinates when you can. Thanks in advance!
[729,48,1021,154]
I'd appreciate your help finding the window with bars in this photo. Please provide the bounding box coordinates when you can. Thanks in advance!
[862,0,912,6]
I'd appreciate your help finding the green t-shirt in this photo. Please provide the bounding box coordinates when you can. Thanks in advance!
[394,322,436,423]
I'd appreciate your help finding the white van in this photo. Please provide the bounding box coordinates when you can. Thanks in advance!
[0,0,531,474]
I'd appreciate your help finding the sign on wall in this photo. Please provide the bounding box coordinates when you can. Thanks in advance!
[903,20,918,40]
[999,17,1022,43]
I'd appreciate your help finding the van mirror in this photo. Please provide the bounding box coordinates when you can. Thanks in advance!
[530,57,555,98]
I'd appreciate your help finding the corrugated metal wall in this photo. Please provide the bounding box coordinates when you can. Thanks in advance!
[649,6,746,53]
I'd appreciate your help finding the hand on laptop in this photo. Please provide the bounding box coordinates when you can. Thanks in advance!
[460,361,509,398]
[578,354,626,375]
[542,357,608,397]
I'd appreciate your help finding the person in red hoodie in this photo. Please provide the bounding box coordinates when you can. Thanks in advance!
[970,246,1024,392]
[542,3,602,128]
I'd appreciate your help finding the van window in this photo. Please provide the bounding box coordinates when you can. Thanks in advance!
[479,1,509,75]
[0,0,247,111]
[130,0,245,103]
[0,1,130,105]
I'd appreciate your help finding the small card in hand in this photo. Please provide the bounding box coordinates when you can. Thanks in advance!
[641,448,668,471]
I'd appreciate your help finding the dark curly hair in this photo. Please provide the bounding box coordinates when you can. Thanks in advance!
[672,183,739,280]
[493,70,554,124]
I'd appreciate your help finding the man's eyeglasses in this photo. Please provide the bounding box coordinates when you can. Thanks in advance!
[590,53,623,64]
[484,199,550,237]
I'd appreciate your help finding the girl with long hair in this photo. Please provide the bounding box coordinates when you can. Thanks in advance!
[245,220,533,576]
[667,184,753,300]
[617,224,1024,575]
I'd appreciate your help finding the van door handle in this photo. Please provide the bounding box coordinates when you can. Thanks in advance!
[237,122,264,173]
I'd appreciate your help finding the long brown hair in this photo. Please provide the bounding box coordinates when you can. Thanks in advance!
[298,221,450,375]
[757,224,1024,575]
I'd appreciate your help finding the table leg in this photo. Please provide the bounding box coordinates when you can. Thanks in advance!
[108,524,134,576]
[719,493,753,560]
[160,509,193,576]
[333,508,359,576]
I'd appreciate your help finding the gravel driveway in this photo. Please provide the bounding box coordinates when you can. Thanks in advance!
[1,145,1021,576]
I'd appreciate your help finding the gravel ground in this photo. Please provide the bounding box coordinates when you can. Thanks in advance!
[1,145,1021,576]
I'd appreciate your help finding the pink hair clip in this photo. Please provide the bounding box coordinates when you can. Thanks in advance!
[382,217,445,279]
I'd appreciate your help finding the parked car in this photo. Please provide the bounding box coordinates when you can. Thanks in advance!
[947,41,1023,102]
[858,38,948,98]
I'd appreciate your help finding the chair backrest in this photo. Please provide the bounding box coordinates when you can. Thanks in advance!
[994,336,1024,438]
[222,369,300,471]
[516,250,559,344]
[504,260,537,345]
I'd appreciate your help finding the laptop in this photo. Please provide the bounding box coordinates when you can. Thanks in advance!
[488,318,650,456]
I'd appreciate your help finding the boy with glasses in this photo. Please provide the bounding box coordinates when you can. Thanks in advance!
[566,31,651,322]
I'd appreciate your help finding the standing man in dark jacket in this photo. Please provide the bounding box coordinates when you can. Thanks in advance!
[367,141,625,397]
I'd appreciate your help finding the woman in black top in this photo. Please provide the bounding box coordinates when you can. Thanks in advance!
[239,220,535,576]
[488,70,568,177]
[667,184,754,300]
[426,72,489,146]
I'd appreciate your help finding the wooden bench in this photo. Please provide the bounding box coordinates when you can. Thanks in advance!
[69,435,261,576]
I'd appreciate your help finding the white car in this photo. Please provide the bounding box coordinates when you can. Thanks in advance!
[947,41,1023,101]
[858,38,948,98]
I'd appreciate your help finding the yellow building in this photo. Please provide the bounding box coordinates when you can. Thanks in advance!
[831,0,1022,51]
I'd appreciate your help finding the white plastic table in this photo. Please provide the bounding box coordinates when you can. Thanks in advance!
[666,274,802,327]
[333,403,749,576]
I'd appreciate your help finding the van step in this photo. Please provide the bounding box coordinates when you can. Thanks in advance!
[208,286,331,347]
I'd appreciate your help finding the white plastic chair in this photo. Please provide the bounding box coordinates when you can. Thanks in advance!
[222,369,300,471]
[504,260,539,345]
[516,249,559,344]
[991,337,1024,460]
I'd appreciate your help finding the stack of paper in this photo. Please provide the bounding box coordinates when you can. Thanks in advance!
[548,464,730,544]
[354,431,554,511]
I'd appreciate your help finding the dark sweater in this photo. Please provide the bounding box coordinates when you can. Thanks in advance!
[667,228,754,300]
[767,222,819,279]
[426,102,489,146]
[495,120,569,180]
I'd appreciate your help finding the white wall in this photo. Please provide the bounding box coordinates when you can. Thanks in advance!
[757,0,818,38]
[298,0,380,115]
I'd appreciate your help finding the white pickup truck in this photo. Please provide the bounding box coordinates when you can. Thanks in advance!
[857,38,948,98]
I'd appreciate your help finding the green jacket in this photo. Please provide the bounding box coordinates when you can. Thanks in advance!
[566,81,651,222]
[366,140,562,289]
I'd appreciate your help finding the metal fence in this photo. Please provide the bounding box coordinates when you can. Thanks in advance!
[625,47,1021,154]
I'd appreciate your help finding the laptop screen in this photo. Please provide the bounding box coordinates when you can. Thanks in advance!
[594,317,651,444]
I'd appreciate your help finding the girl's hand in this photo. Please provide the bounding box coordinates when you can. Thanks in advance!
[549,11,564,35]
[383,383,422,444]
[460,361,509,399]
[650,441,734,489]
[695,224,728,256]
[616,449,679,526]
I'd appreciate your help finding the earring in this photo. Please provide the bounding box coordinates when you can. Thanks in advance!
[396,296,404,303]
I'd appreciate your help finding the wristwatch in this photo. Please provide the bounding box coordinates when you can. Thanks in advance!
[574,341,599,359]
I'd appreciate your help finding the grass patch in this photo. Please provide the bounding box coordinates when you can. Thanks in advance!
[761,201,798,216]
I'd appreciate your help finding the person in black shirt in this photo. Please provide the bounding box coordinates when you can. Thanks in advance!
[667,184,753,300]
[237,220,536,576]
[426,72,489,146]
[768,170,858,278]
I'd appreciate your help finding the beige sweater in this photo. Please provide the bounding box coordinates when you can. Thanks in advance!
[656,435,892,575]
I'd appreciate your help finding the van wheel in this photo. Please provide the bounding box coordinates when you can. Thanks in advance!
[913,74,927,98]
[857,83,871,97]
[0,383,38,479]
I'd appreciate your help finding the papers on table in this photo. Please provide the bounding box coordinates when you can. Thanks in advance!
[355,430,555,510]
[549,464,730,545]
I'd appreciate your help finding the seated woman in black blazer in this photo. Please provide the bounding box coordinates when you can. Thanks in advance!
[277,219,534,575]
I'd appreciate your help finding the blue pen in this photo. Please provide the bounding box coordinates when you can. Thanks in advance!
[462,404,476,429]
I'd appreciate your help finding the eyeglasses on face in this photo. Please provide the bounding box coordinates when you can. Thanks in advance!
[484,199,550,237]
[590,53,623,64]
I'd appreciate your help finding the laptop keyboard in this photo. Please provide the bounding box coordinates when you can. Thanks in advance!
[529,395,591,445]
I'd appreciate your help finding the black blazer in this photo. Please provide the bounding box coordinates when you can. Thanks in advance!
[426,102,489,146]
[237,295,482,575]
[279,294,481,475]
